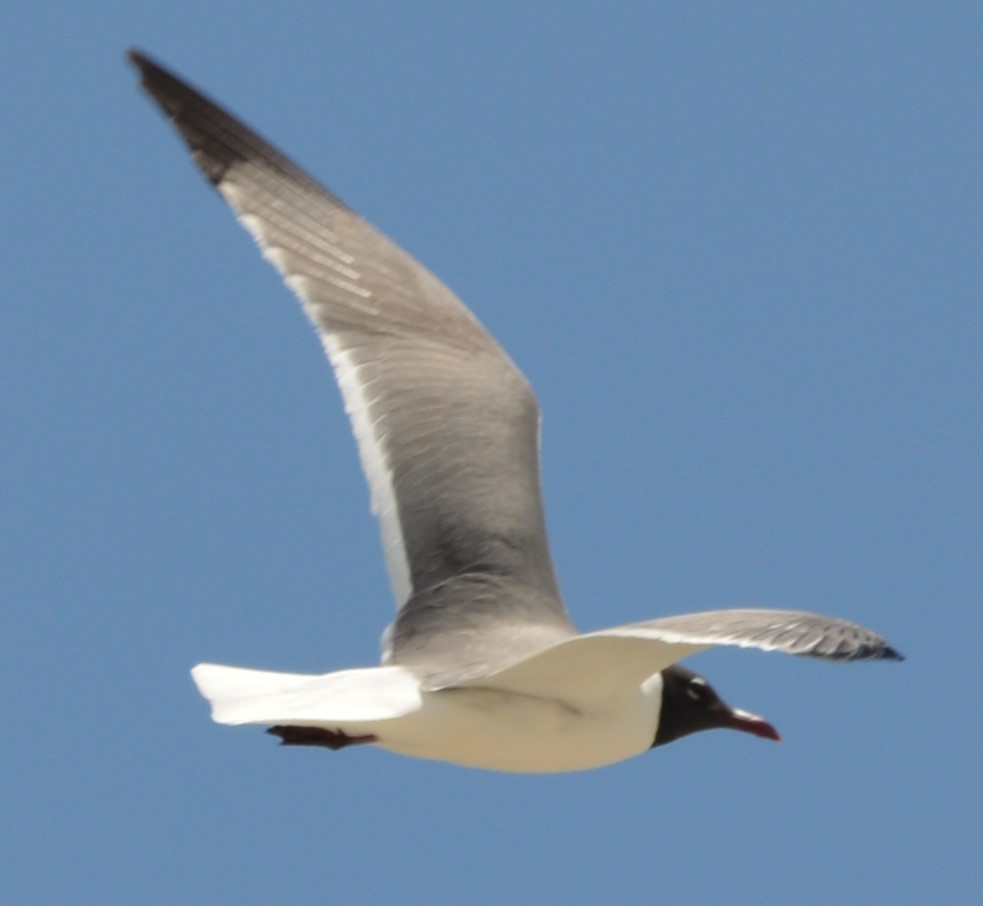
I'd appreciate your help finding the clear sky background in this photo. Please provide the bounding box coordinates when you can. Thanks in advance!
[3,3,980,903]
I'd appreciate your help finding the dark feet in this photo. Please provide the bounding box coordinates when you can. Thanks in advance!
[267,725,378,751]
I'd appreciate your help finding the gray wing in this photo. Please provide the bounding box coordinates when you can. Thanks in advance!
[437,608,899,697]
[130,51,572,660]
[616,609,903,661]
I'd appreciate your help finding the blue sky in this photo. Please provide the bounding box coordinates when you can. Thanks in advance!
[3,3,980,903]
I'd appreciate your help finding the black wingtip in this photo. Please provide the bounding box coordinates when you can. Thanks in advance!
[126,47,155,75]
[855,642,904,662]
[127,48,183,97]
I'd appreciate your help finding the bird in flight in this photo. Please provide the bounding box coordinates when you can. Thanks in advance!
[130,50,901,773]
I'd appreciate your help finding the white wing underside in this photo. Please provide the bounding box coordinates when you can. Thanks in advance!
[454,630,711,705]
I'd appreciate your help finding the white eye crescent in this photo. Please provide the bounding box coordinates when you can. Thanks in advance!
[686,678,708,701]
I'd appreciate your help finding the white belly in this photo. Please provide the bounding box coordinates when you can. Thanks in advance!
[375,685,661,773]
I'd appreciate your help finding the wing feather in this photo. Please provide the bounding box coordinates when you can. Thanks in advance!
[131,52,569,649]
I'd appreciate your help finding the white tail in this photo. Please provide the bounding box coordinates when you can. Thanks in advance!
[190,663,423,727]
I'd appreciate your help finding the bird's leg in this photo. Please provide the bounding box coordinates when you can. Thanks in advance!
[267,726,378,751]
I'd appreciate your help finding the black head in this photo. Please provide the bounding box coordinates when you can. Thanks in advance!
[652,665,781,748]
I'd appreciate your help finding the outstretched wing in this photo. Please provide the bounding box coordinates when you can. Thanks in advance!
[448,609,901,702]
[614,608,903,661]
[130,51,571,656]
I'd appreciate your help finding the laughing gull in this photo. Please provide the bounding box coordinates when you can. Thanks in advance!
[131,51,902,773]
